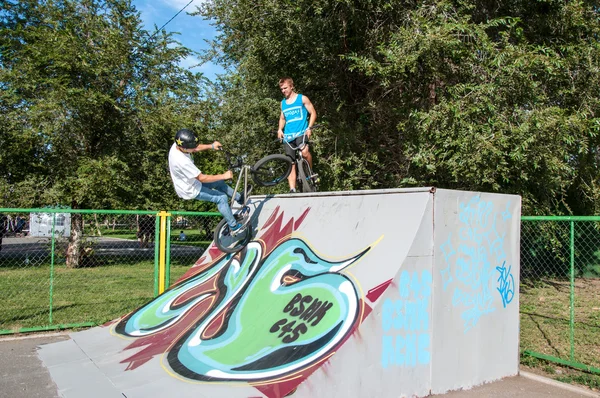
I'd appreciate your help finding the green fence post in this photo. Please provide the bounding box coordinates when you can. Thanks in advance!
[153,214,160,297]
[570,220,575,362]
[165,215,172,289]
[49,213,56,325]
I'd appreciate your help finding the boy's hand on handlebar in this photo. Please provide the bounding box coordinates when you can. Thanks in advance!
[212,141,223,150]
[223,170,233,180]
[277,129,284,141]
[305,127,312,139]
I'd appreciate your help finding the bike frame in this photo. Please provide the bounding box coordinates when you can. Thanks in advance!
[283,134,317,191]
[229,163,250,208]
[284,134,309,171]
[220,151,251,209]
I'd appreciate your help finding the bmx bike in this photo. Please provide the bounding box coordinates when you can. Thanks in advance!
[213,149,293,253]
[281,124,321,193]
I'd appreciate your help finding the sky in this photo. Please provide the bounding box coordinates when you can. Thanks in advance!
[131,0,226,81]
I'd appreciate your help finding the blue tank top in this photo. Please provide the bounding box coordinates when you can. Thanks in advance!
[281,94,309,142]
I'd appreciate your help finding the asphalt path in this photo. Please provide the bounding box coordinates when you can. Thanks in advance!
[0,236,205,264]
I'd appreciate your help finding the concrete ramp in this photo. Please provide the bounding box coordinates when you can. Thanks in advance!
[39,188,521,398]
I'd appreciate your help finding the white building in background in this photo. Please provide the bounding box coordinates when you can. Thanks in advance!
[29,212,71,237]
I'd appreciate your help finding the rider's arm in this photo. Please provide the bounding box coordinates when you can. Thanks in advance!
[191,141,223,152]
[302,96,317,138]
[277,111,286,139]
[196,170,233,183]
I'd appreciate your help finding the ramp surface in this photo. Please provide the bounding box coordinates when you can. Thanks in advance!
[39,188,522,398]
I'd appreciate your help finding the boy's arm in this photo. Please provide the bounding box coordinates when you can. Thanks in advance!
[192,141,223,152]
[302,96,317,138]
[196,170,233,183]
[277,111,286,140]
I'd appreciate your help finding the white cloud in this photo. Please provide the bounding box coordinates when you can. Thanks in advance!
[180,54,203,69]
[161,0,207,11]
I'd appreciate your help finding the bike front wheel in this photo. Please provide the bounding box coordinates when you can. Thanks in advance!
[297,159,317,193]
[214,219,253,254]
[251,154,293,187]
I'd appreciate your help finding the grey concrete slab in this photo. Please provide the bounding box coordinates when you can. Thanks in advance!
[44,357,123,398]
[1,332,599,398]
[37,339,88,368]
[68,324,130,361]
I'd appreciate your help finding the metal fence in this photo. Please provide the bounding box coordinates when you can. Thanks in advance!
[0,208,220,334]
[520,216,600,375]
[2,209,600,377]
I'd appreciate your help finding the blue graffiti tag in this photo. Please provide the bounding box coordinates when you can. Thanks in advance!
[496,261,515,308]
[381,270,432,368]
[440,197,513,333]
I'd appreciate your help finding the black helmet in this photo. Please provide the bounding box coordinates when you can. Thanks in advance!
[174,129,198,149]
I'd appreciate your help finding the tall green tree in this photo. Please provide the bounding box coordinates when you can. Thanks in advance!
[0,0,213,265]
[197,0,600,215]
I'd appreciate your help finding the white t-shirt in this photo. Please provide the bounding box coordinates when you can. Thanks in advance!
[168,143,203,199]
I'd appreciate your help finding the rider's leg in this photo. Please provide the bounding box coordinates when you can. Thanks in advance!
[204,180,243,204]
[287,167,297,191]
[301,145,313,169]
[196,184,238,228]
[283,140,297,191]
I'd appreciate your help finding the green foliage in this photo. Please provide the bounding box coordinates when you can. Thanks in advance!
[197,0,600,214]
[0,0,211,210]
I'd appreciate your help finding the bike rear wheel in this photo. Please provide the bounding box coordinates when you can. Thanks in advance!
[214,219,253,253]
[251,154,293,187]
[297,159,317,193]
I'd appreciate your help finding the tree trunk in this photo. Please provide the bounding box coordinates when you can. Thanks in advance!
[66,213,83,268]
[94,213,102,236]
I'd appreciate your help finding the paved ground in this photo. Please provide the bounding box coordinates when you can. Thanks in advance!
[0,235,205,263]
[0,332,598,398]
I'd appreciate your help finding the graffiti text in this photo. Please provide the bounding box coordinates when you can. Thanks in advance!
[496,261,515,308]
[381,270,432,368]
[270,293,334,343]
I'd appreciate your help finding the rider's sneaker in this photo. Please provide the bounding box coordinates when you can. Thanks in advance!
[230,222,245,236]
[289,188,296,194]
[237,185,253,205]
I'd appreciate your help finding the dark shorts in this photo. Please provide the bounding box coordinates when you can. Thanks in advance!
[283,136,310,159]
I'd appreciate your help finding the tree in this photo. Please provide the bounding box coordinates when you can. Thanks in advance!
[0,0,212,266]
[197,0,600,215]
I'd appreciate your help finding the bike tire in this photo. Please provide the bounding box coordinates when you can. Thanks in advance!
[251,154,293,187]
[297,159,317,193]
[213,218,253,254]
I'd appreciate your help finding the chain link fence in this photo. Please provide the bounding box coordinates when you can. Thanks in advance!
[0,209,220,334]
[3,210,599,377]
[168,211,222,286]
[520,217,600,374]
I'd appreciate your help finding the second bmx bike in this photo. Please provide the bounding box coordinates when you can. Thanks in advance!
[213,149,294,253]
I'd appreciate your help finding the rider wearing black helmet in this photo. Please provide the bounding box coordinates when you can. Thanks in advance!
[174,128,199,149]
[168,128,245,233]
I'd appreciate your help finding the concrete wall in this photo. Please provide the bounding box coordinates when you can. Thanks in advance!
[294,188,521,398]
[430,189,521,394]
[40,188,521,398]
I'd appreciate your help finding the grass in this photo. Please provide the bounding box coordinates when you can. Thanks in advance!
[0,261,156,331]
[0,235,203,332]
[520,277,600,392]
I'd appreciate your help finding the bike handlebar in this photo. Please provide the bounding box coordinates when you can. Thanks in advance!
[276,124,323,147]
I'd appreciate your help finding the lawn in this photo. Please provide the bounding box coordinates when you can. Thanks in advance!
[520,278,600,391]
[0,252,200,333]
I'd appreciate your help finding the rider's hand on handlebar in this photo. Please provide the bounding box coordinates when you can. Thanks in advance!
[277,129,284,141]
[223,170,233,180]
[212,141,223,150]
[305,127,313,139]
